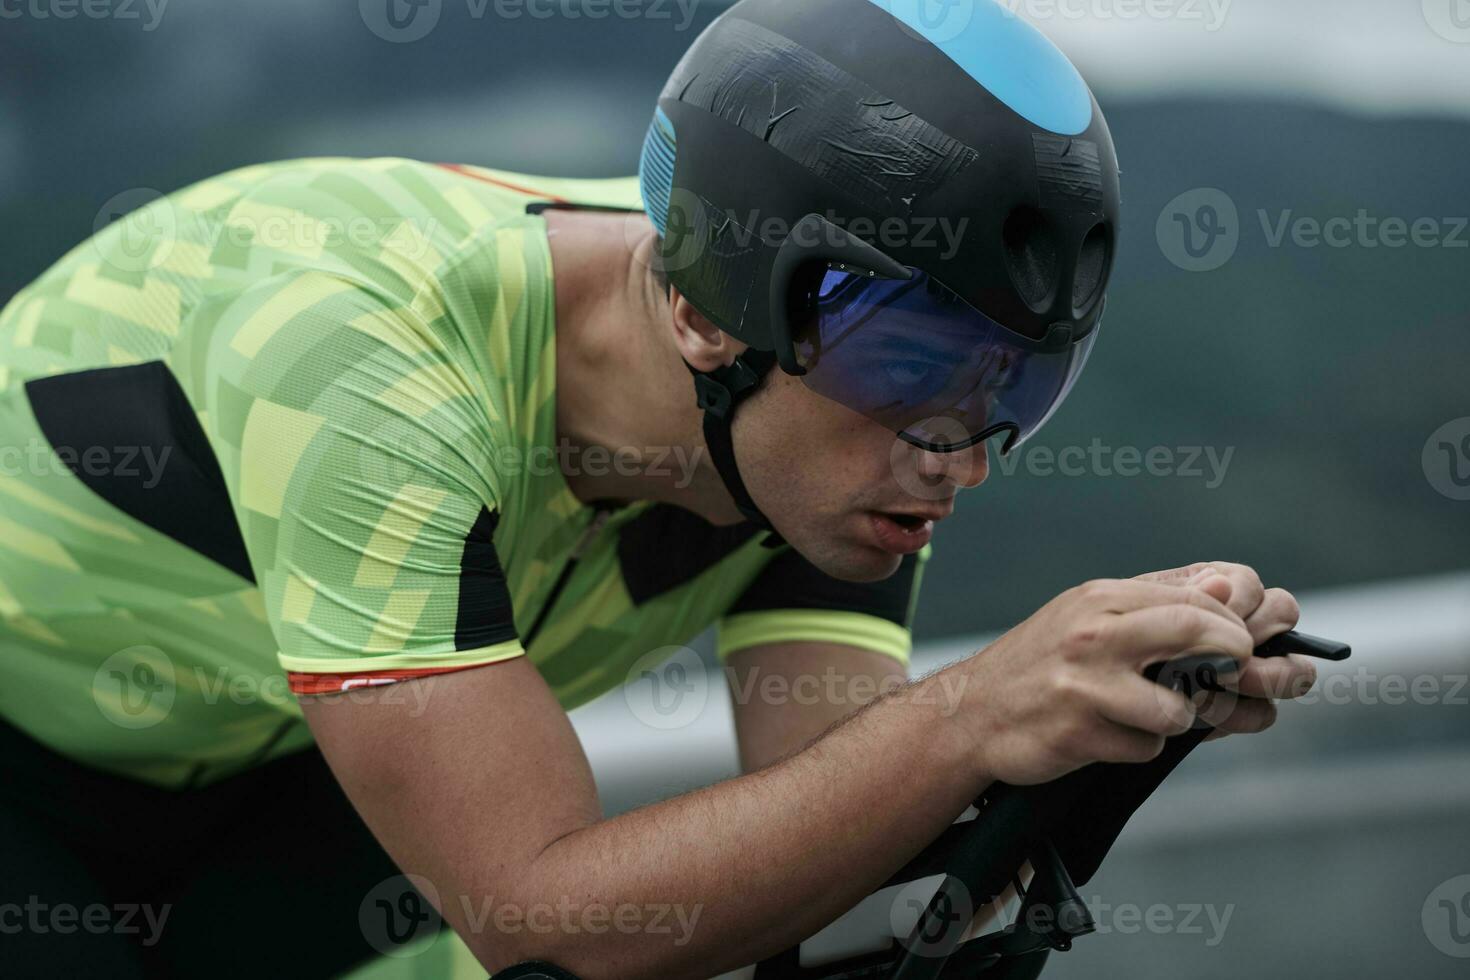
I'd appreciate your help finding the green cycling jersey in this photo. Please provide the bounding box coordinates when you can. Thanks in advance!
[0,157,927,788]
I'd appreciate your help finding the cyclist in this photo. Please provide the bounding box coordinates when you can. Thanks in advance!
[0,0,1316,976]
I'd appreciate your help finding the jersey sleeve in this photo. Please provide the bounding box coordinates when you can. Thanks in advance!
[715,544,930,667]
[199,270,524,695]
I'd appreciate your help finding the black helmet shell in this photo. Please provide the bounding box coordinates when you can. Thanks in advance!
[640,0,1120,347]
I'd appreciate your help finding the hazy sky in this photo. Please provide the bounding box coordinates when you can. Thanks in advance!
[1011,0,1470,117]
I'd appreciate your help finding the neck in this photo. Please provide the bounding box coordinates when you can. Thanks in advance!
[544,209,742,525]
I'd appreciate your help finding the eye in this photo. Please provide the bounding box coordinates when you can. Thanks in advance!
[885,358,943,389]
[984,351,1023,392]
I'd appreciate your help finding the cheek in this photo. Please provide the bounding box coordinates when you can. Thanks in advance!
[751,380,898,496]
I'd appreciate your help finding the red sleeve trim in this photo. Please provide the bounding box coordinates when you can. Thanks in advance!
[435,163,569,202]
[289,664,486,696]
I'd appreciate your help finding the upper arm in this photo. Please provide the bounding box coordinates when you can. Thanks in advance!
[300,657,602,967]
[216,272,604,964]
[719,546,929,770]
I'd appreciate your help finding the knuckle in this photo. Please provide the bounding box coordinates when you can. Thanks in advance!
[1222,698,1275,734]
[1266,588,1302,625]
[1061,618,1109,658]
[1170,603,1209,638]
[1242,699,1278,733]
[1048,666,1089,705]
[1167,711,1196,737]
[1270,656,1317,698]
[1157,696,1197,735]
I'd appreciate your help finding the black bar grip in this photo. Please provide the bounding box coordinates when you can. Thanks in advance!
[1256,629,1352,661]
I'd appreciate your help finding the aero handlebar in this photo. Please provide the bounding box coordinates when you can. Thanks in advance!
[500,630,1351,980]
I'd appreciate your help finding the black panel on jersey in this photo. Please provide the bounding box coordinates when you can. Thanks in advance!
[455,507,520,651]
[617,504,765,605]
[730,548,921,627]
[25,362,255,582]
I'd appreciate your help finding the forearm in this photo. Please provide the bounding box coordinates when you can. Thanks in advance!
[729,644,911,772]
[490,667,983,978]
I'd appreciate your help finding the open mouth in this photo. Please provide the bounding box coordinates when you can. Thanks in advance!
[868,511,935,555]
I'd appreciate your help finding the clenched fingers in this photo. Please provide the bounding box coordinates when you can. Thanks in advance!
[1241,588,1301,646]
[1221,652,1317,700]
[1074,579,1246,629]
[1092,673,1200,738]
[1105,603,1256,666]
[1138,561,1271,626]
[1197,692,1279,735]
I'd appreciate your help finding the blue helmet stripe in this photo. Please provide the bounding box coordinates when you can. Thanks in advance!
[862,0,1093,135]
[639,107,677,236]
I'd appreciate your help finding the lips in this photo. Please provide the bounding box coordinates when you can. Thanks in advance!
[869,511,935,555]
[885,508,952,525]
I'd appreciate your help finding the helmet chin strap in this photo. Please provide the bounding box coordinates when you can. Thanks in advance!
[685,350,786,549]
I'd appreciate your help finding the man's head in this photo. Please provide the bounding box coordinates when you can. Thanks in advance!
[661,277,988,581]
[639,0,1119,576]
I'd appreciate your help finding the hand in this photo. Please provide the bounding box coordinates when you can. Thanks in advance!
[953,577,1255,786]
[1134,562,1317,739]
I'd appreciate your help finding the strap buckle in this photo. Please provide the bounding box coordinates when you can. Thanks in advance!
[693,373,733,418]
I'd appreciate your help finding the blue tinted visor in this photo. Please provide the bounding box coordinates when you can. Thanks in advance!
[791,264,1099,454]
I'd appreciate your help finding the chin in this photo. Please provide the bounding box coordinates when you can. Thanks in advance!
[791,534,904,584]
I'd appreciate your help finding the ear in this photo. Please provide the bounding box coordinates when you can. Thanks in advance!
[668,287,745,372]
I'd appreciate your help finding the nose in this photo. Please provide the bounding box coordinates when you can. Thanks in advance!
[915,441,989,490]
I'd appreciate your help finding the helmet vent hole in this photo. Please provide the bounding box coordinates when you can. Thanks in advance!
[1073,222,1111,315]
[1003,207,1059,314]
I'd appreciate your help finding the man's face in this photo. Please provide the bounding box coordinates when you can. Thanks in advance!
[735,369,989,582]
